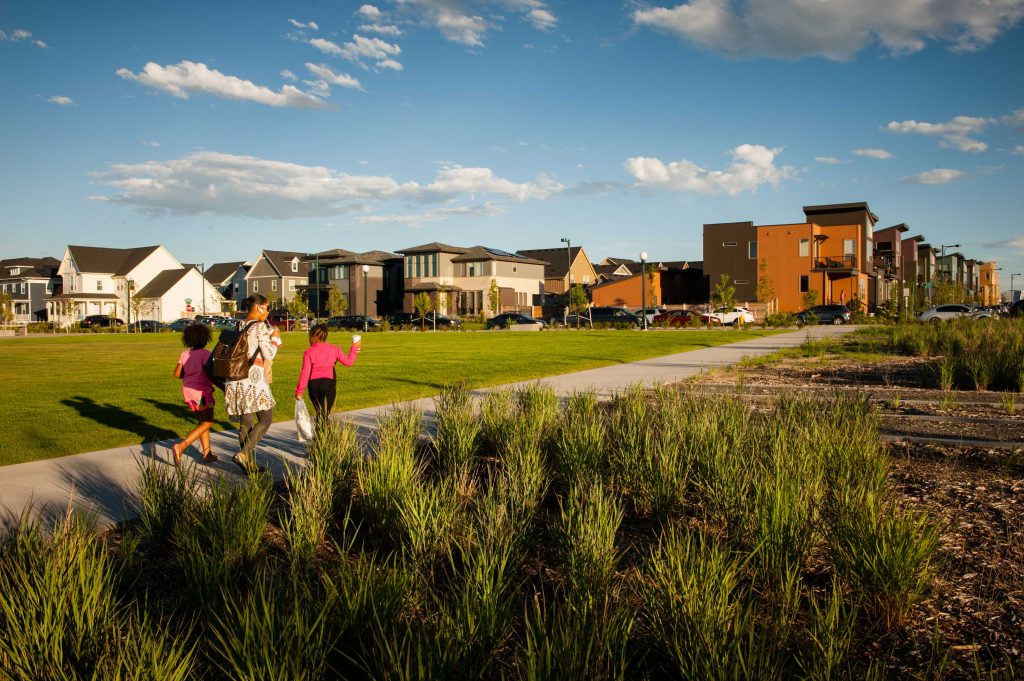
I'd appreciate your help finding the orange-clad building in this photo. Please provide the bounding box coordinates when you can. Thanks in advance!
[590,270,662,308]
[704,202,878,314]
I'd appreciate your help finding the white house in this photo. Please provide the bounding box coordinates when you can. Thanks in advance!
[49,245,224,325]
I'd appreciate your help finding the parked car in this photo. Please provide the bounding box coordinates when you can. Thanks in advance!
[633,307,666,325]
[389,312,462,329]
[486,313,545,329]
[167,318,194,332]
[796,304,851,326]
[917,304,992,323]
[566,306,641,327]
[80,314,125,328]
[267,312,308,331]
[701,306,755,325]
[651,310,699,327]
[327,315,381,330]
[132,319,170,332]
[1008,300,1024,318]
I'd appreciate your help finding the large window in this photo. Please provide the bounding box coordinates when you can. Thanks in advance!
[843,239,855,257]
[748,241,757,259]
[798,239,809,257]
[431,253,438,277]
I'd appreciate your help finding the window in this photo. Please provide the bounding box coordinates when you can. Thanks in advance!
[843,239,855,257]
[799,239,809,257]
[799,275,809,293]
[748,241,757,259]
[722,241,737,247]
[289,280,297,291]
[253,281,259,292]
[406,256,413,279]
[431,253,438,277]
[21,283,26,294]
[96,280,103,291]
[291,259,298,273]
[734,279,750,285]
[272,280,277,292]
[415,256,421,278]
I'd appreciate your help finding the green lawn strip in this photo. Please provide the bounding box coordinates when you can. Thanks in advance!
[0,328,781,465]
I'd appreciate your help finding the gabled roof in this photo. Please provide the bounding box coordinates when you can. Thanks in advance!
[308,248,358,260]
[135,268,192,299]
[0,257,60,279]
[320,250,402,266]
[204,262,246,285]
[67,245,161,275]
[450,246,547,265]
[517,246,583,278]
[260,250,309,276]
[594,263,634,278]
[397,242,469,255]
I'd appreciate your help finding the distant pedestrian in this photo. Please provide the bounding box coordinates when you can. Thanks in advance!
[295,324,361,424]
[224,294,280,474]
[171,323,218,466]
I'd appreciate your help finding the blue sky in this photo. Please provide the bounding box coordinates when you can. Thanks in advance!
[2,0,1023,278]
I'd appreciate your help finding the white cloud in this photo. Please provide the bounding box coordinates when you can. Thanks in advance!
[623,144,795,195]
[436,10,488,46]
[886,115,992,152]
[354,203,505,226]
[48,95,73,106]
[852,148,894,159]
[903,168,967,184]
[815,156,846,164]
[288,18,319,31]
[280,69,297,81]
[1013,145,1024,155]
[310,35,402,70]
[139,140,160,147]
[90,151,561,218]
[305,63,364,90]
[378,1,557,46]
[357,5,382,19]
[377,59,403,71]
[527,9,557,30]
[359,23,403,36]
[1004,108,1024,131]
[632,0,1024,60]
[1,28,47,47]
[116,61,330,109]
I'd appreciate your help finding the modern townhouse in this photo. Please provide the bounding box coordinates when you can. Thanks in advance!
[50,245,223,324]
[517,246,598,293]
[304,249,404,318]
[397,242,547,317]
[203,261,250,311]
[244,250,310,307]
[978,262,1001,305]
[0,257,61,324]
[872,223,906,310]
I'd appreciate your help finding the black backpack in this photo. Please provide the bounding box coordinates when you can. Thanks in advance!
[204,321,261,390]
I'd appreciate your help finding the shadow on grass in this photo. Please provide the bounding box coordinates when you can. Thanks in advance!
[60,396,178,443]
[138,397,234,429]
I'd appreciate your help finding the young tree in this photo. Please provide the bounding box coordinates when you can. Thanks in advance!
[287,290,311,320]
[414,291,433,331]
[755,259,775,303]
[646,264,658,306]
[58,299,76,332]
[326,286,348,317]
[568,283,589,328]
[120,278,145,332]
[711,273,735,309]
[487,279,500,317]
[0,292,13,325]
[802,289,820,310]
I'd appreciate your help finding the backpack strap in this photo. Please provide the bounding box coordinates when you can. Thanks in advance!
[240,321,263,363]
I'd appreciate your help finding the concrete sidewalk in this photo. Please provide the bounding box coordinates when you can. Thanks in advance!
[0,325,855,530]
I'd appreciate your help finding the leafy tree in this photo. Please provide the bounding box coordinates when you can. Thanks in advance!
[487,279,500,317]
[120,278,145,332]
[933,278,967,305]
[802,289,820,310]
[755,259,775,303]
[287,290,311,320]
[326,287,348,317]
[568,284,589,315]
[57,298,76,331]
[414,291,433,331]
[646,264,658,306]
[711,274,735,309]
[0,292,13,325]
[265,289,280,311]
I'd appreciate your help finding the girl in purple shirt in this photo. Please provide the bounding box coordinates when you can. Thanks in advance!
[295,324,361,423]
[171,323,219,466]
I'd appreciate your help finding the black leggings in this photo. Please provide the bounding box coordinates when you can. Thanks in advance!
[238,409,273,458]
[307,378,336,422]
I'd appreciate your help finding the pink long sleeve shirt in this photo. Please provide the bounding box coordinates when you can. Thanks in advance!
[295,342,360,398]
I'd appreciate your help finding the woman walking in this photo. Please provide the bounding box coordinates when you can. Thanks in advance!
[295,324,361,424]
[224,294,280,474]
[170,323,218,466]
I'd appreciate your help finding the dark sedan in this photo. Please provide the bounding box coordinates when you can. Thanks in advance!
[80,314,124,328]
[652,310,699,327]
[133,319,170,332]
[797,304,851,325]
[327,315,381,330]
[486,313,545,329]
[389,312,461,329]
[565,306,641,327]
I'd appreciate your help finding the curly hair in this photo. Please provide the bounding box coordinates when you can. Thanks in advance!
[182,322,212,349]
[309,323,329,343]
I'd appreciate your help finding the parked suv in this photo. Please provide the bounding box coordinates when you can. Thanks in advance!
[327,315,380,330]
[80,315,125,328]
[389,312,461,329]
[566,306,641,327]
[796,304,851,325]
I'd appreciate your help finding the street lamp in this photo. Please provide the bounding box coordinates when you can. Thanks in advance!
[362,264,370,332]
[560,237,572,287]
[639,251,648,330]
[199,262,206,316]
[939,244,959,282]
[1012,273,1022,303]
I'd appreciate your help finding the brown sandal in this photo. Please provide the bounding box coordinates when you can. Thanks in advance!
[202,449,219,464]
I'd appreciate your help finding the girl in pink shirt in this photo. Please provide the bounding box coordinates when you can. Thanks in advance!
[295,324,361,423]
[171,323,219,466]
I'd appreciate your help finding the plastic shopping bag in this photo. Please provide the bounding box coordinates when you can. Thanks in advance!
[295,398,314,443]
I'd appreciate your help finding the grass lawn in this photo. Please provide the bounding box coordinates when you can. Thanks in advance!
[0,328,780,465]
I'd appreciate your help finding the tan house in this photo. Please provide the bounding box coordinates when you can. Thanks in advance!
[397,242,547,317]
[244,250,310,307]
[517,246,598,294]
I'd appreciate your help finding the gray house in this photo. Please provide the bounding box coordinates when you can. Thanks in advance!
[0,257,61,323]
[203,261,250,311]
[244,251,310,308]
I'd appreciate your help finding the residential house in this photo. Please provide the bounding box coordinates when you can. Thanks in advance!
[872,224,907,310]
[704,202,879,314]
[0,257,61,324]
[517,246,597,293]
[50,245,223,324]
[901,234,925,310]
[978,262,1000,306]
[244,250,311,307]
[203,262,250,311]
[590,269,662,308]
[593,261,636,285]
[397,243,547,317]
[304,249,403,318]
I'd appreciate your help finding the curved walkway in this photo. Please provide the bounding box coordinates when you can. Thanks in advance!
[0,325,856,530]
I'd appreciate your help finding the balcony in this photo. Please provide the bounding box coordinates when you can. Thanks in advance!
[812,255,858,272]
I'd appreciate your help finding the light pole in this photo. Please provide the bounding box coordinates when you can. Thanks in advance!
[1012,273,1022,303]
[362,264,370,332]
[939,244,959,282]
[199,263,206,316]
[314,252,320,323]
[639,251,648,330]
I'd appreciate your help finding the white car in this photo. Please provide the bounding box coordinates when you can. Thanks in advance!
[917,304,994,323]
[633,307,666,324]
[702,306,755,325]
